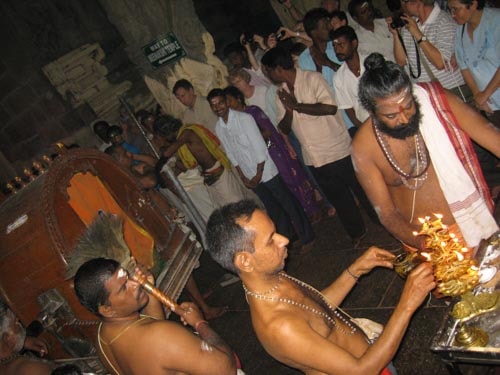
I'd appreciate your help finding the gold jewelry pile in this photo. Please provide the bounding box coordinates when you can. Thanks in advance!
[414,214,479,297]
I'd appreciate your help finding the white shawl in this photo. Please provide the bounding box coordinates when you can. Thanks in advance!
[415,85,498,247]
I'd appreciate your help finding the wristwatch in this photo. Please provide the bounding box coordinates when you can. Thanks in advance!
[417,35,428,44]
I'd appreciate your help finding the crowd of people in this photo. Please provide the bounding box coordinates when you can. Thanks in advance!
[90,0,498,251]
[91,0,497,373]
[4,0,497,374]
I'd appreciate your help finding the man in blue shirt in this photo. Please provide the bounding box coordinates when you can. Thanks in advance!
[298,8,342,90]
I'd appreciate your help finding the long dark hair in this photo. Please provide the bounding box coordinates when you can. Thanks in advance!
[358,53,412,113]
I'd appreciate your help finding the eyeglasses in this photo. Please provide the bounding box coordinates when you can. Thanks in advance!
[449,5,467,14]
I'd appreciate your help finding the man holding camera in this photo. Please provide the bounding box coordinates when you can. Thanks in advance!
[390,0,469,100]
[223,35,270,87]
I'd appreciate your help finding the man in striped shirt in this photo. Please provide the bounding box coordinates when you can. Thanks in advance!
[390,0,470,101]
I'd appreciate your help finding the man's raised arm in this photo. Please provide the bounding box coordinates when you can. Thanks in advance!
[269,265,433,375]
[354,263,435,374]
[321,247,395,306]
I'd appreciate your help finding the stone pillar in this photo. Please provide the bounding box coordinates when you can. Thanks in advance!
[97,0,225,115]
[269,0,321,28]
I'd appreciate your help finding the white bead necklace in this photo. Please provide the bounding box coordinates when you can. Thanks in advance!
[373,124,429,190]
[243,272,357,335]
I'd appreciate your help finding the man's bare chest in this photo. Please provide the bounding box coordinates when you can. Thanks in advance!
[375,134,430,188]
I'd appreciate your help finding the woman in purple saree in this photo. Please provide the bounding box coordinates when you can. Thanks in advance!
[223,85,320,219]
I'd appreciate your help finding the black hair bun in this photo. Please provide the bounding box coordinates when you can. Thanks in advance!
[364,53,386,71]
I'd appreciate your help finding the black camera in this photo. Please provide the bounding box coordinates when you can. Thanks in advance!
[276,30,286,41]
[391,14,408,29]
[242,32,254,45]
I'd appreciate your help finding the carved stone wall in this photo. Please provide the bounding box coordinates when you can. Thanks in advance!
[0,0,145,184]
[42,43,132,122]
[0,0,285,187]
[193,0,282,57]
[97,0,231,119]
[269,0,321,29]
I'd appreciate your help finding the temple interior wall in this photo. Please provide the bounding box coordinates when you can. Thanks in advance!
[0,0,282,187]
[0,0,144,183]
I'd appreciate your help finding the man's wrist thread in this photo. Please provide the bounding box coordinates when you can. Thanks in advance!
[347,267,360,282]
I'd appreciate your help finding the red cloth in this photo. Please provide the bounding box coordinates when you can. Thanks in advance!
[233,352,242,369]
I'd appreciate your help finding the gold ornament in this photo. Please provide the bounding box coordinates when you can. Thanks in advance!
[413,214,479,297]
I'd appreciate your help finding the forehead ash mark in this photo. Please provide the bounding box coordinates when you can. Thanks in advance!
[395,87,410,104]
[375,87,411,110]
[117,268,127,278]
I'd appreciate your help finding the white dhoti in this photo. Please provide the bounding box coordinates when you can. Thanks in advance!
[179,167,216,223]
[206,162,254,207]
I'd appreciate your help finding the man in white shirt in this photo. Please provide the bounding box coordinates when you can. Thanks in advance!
[332,26,370,136]
[207,89,314,252]
[348,0,395,62]
[261,47,378,247]
[91,119,112,151]
[173,79,218,133]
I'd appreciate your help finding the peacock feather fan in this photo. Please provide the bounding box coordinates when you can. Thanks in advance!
[65,211,132,279]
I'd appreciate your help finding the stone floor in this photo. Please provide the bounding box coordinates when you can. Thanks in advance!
[189,211,499,375]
